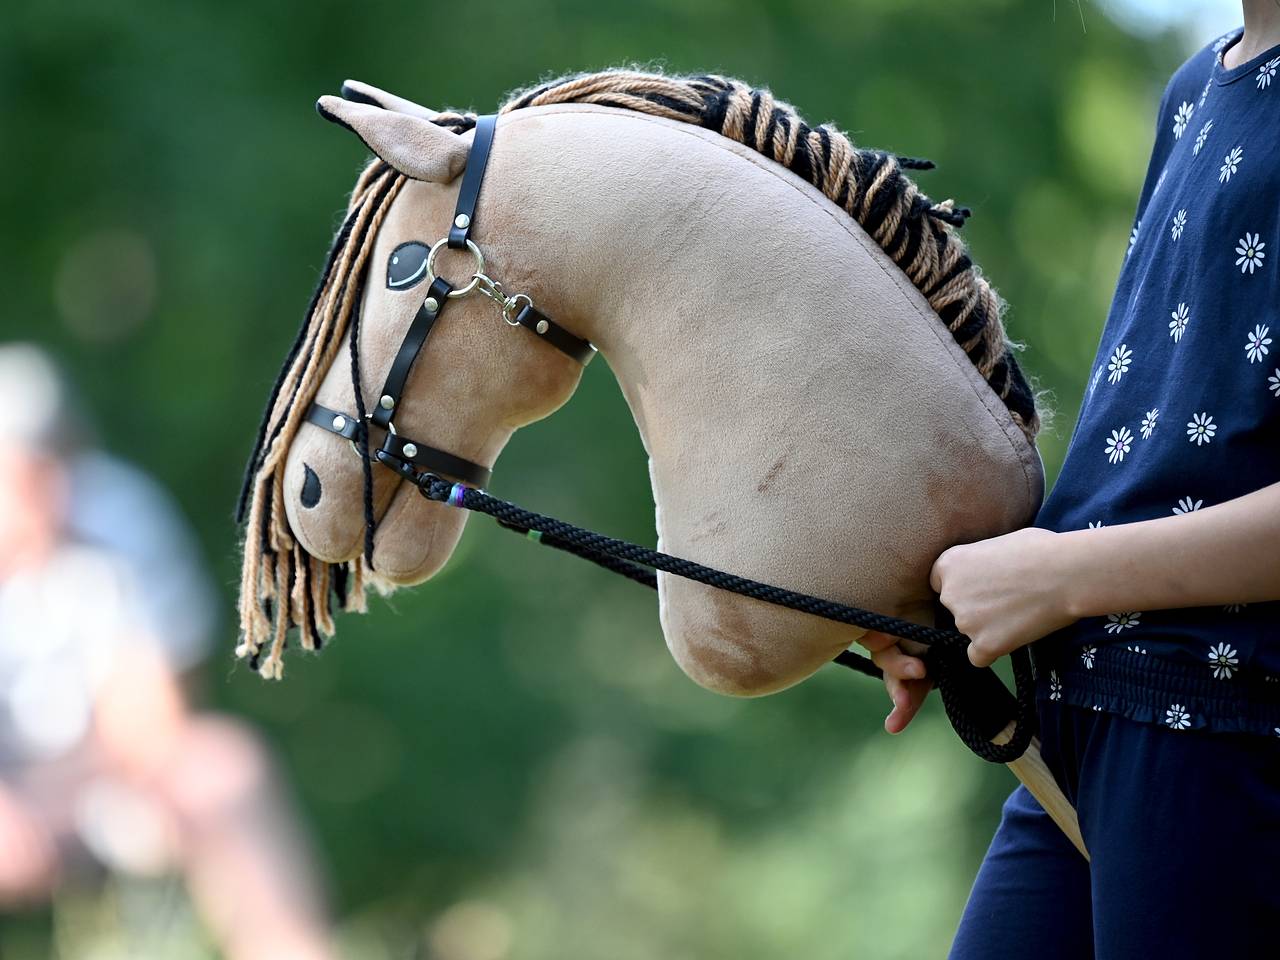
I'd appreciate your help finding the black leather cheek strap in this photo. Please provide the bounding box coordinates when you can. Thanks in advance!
[512,302,596,365]
[448,114,498,249]
[371,276,453,429]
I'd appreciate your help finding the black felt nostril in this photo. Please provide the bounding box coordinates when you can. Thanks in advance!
[301,464,322,508]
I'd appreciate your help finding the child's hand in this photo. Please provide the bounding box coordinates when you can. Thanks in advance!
[856,631,932,734]
[929,527,1077,669]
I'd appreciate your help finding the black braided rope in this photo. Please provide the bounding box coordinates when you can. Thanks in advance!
[496,521,661,590]
[394,461,1036,763]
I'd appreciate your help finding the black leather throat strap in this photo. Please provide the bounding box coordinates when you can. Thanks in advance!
[371,276,452,429]
[307,402,492,488]
[512,302,596,365]
[447,114,497,249]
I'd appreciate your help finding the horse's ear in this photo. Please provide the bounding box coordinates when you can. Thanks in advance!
[340,79,441,122]
[316,94,467,183]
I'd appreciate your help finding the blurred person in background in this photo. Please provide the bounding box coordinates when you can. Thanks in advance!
[0,343,338,960]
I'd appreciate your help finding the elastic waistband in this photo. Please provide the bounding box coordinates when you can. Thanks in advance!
[1033,643,1280,733]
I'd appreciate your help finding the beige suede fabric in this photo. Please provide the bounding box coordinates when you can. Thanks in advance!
[282,96,1044,696]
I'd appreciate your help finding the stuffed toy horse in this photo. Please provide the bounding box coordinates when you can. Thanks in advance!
[236,71,1076,848]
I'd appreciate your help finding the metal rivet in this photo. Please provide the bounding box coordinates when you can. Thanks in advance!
[535,319,549,335]
[424,296,439,312]
[379,395,395,410]
[454,213,470,229]
[332,415,347,431]
[402,442,418,458]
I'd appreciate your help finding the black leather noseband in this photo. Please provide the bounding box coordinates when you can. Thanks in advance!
[305,115,594,487]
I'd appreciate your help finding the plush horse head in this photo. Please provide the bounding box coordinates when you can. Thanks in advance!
[236,71,1044,690]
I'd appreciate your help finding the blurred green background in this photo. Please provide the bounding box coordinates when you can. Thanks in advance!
[0,1,1232,956]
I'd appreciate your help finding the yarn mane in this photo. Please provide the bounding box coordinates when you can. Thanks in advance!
[491,71,1040,438]
[235,70,1040,679]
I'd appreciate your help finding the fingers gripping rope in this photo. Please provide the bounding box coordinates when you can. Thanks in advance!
[399,466,1037,764]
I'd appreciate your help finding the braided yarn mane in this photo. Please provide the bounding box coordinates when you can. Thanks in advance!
[236,71,1039,679]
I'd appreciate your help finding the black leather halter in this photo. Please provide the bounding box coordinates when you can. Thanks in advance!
[305,115,594,489]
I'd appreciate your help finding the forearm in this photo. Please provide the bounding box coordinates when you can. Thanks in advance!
[1055,479,1280,618]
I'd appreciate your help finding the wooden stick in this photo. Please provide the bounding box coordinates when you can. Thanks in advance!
[994,723,1089,860]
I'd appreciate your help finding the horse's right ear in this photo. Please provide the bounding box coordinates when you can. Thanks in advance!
[316,94,467,183]
[340,79,441,122]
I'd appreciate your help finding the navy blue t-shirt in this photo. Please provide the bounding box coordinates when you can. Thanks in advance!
[1033,29,1280,736]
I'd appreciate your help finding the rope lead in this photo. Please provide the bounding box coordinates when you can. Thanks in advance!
[401,464,1037,764]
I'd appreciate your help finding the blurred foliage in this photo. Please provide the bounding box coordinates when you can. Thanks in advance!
[1,1,1199,956]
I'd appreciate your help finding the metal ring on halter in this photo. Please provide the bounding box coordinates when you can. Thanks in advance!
[425,238,484,298]
[502,293,533,327]
[348,417,395,460]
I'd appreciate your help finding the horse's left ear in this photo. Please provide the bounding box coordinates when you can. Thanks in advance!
[316,94,467,183]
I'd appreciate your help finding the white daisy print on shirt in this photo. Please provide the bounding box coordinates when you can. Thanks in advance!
[1081,646,1097,669]
[1199,76,1214,107]
[1245,324,1272,362]
[1220,145,1243,183]
[1258,56,1280,89]
[1105,426,1134,464]
[1171,208,1187,240]
[1166,704,1191,730]
[1089,365,1104,397]
[1213,33,1235,55]
[1125,644,1149,655]
[1104,612,1141,634]
[1187,412,1217,445]
[1087,520,1106,529]
[1169,302,1190,342]
[1236,233,1266,274]
[1194,119,1213,155]
[1107,343,1133,384]
[1224,603,1248,613]
[1173,496,1203,515]
[1140,407,1159,438]
[1127,220,1141,257]
[1049,671,1062,701]
[1173,100,1194,138]
[1208,642,1239,679]
[1268,369,1280,397]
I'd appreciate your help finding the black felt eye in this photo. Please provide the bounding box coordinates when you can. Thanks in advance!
[387,241,430,290]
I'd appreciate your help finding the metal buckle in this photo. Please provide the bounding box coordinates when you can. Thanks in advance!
[425,238,484,298]
[471,273,533,328]
[348,416,394,461]
[501,294,532,327]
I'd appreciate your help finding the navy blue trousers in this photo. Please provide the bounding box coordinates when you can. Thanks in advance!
[949,701,1280,958]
